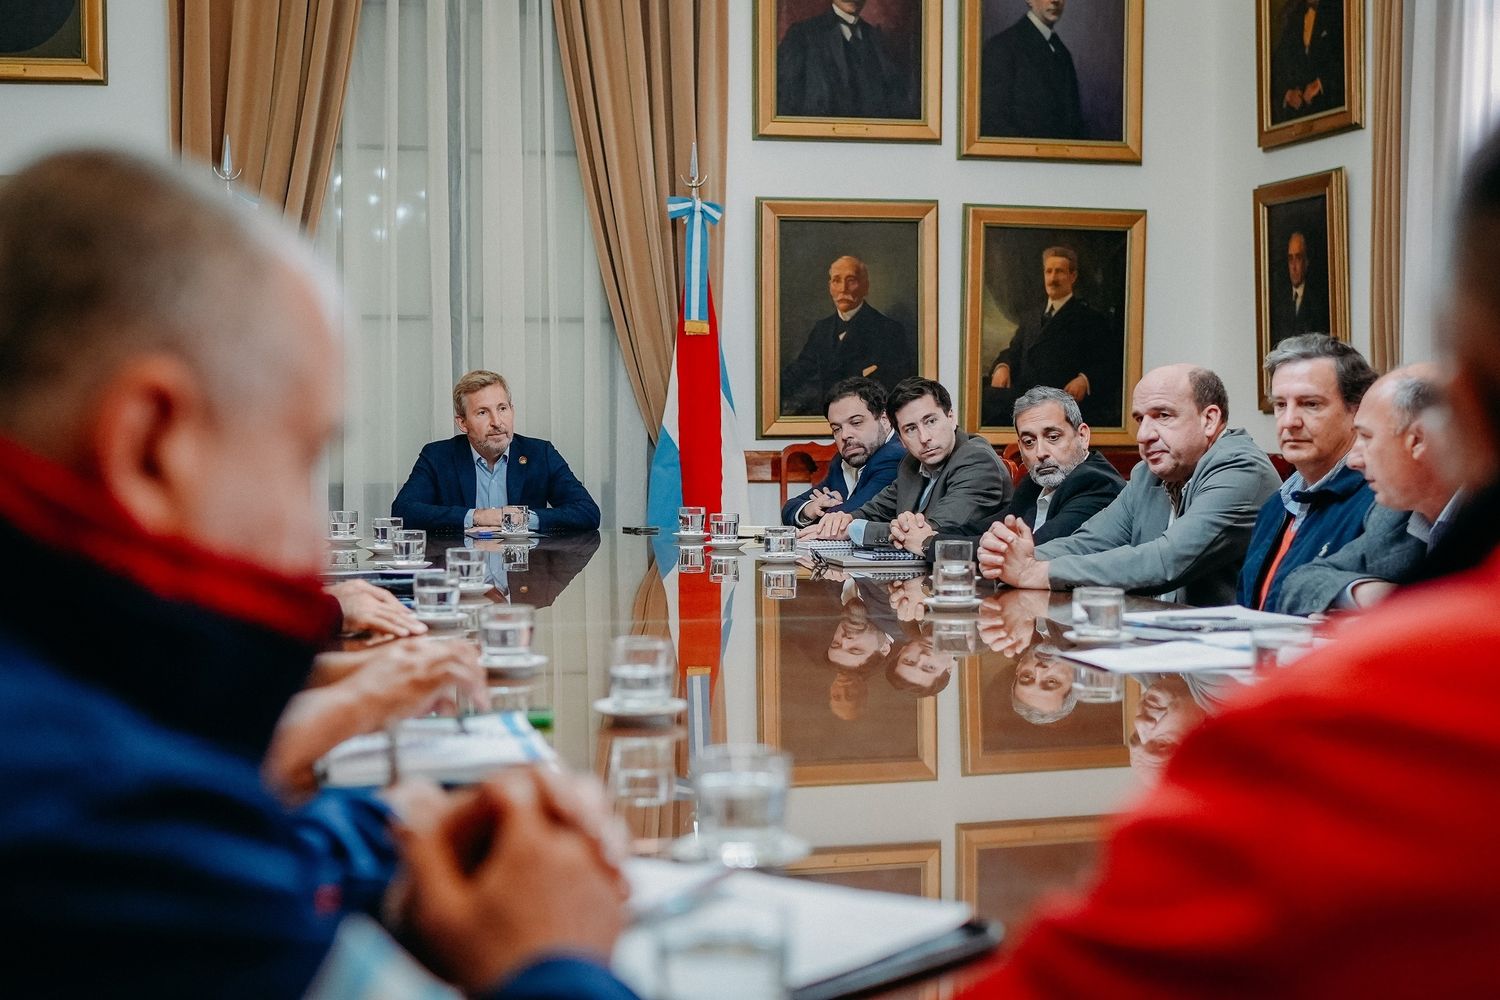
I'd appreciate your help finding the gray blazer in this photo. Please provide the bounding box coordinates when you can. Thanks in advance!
[1274,503,1428,614]
[854,431,1013,546]
[1035,428,1282,606]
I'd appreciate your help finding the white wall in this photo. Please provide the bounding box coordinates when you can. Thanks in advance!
[0,3,171,173]
[724,1,1381,522]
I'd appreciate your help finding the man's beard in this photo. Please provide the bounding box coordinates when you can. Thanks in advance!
[1029,450,1084,489]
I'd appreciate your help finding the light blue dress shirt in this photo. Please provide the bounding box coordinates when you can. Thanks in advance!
[463,446,539,530]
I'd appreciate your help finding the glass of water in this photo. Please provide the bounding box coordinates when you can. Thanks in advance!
[609,734,676,808]
[608,636,675,708]
[412,569,460,616]
[446,547,487,589]
[1074,664,1126,703]
[370,516,401,547]
[762,525,796,557]
[501,505,530,533]
[692,743,791,869]
[1250,624,1317,675]
[391,529,427,564]
[709,512,740,542]
[761,566,797,600]
[480,604,535,663]
[932,540,976,600]
[1072,586,1125,639]
[678,506,707,536]
[657,896,786,1000]
[329,509,358,539]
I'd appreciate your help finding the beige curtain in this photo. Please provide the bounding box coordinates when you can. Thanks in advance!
[169,0,362,234]
[1369,0,1404,371]
[553,0,727,443]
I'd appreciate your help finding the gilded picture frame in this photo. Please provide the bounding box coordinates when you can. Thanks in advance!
[755,0,942,142]
[960,204,1146,447]
[1256,0,1364,150]
[0,1,107,84]
[784,841,942,899]
[759,197,939,438]
[1253,168,1350,412]
[958,0,1143,162]
[956,816,1106,924]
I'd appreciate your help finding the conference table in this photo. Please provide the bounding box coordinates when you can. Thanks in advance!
[334,529,1257,996]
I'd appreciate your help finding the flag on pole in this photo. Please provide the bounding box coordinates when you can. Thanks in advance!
[646,150,750,527]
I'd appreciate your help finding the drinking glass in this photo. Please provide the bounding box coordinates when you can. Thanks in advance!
[480,604,536,662]
[1072,586,1125,639]
[412,569,460,615]
[678,506,707,536]
[370,516,401,547]
[1250,624,1317,675]
[1074,664,1126,703]
[691,743,791,869]
[762,525,796,557]
[501,506,530,533]
[709,555,740,583]
[932,540,976,600]
[678,545,706,574]
[446,547,487,589]
[657,897,786,1000]
[391,529,427,563]
[329,509,358,539]
[931,616,979,654]
[609,734,676,807]
[709,513,740,541]
[761,566,797,600]
[608,636,675,708]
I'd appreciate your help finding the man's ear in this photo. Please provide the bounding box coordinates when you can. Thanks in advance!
[89,355,209,536]
[1077,422,1092,449]
[1201,405,1224,435]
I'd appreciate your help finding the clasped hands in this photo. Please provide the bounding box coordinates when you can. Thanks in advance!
[473,505,530,528]
[977,515,1051,590]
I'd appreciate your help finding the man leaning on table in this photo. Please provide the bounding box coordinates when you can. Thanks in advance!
[782,376,905,527]
[392,369,601,534]
[0,150,633,998]
[799,376,1013,547]
[979,363,1281,605]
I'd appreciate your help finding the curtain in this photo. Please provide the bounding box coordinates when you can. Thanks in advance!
[1369,0,1403,371]
[552,0,728,442]
[169,0,361,233]
[1401,0,1500,361]
[319,0,648,528]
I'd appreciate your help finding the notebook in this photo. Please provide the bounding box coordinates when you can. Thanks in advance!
[818,545,927,569]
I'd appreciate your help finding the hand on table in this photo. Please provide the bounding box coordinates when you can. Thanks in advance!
[889,511,935,556]
[326,579,426,638]
[798,511,853,541]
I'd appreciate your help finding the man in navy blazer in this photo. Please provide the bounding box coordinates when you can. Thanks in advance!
[782,377,905,527]
[392,370,600,534]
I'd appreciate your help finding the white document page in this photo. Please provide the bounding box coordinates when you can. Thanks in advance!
[1061,640,1255,674]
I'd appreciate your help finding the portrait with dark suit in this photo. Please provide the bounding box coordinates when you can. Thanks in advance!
[962,0,1143,162]
[761,199,938,436]
[757,0,940,141]
[961,205,1146,445]
[1256,0,1363,149]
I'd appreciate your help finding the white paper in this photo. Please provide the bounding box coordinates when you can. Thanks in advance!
[1061,640,1255,674]
[615,859,972,992]
[1123,604,1310,627]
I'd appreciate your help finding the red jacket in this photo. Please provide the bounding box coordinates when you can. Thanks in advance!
[966,553,1500,998]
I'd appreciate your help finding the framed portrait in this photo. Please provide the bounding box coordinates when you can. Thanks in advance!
[755,0,942,142]
[956,816,1105,927]
[784,841,941,898]
[1253,168,1350,412]
[0,0,106,83]
[757,577,938,786]
[759,198,939,437]
[1256,0,1364,150]
[959,0,1143,162]
[960,204,1146,446]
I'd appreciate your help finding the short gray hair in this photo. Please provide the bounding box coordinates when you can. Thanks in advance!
[1263,334,1377,408]
[1389,372,1443,432]
[1013,386,1083,430]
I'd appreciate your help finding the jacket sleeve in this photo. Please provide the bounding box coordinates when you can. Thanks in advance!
[1030,469,1125,546]
[1041,451,1278,594]
[533,443,601,534]
[1274,506,1427,614]
[391,445,470,530]
[853,479,903,544]
[782,468,840,526]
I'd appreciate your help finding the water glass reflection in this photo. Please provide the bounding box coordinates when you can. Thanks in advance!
[678,545,706,574]
[480,604,536,663]
[502,542,530,571]
[692,743,791,870]
[762,566,796,600]
[657,897,786,1000]
[709,555,739,583]
[609,734,676,807]
[1074,664,1126,703]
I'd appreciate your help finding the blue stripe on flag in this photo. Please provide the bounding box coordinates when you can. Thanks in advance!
[646,430,684,528]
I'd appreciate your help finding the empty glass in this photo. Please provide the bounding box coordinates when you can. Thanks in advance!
[762,525,796,557]
[657,896,786,1000]
[708,512,739,541]
[932,540,976,600]
[1072,586,1125,639]
[501,505,530,533]
[370,515,401,547]
[691,743,791,869]
[762,566,797,600]
[678,505,707,536]
[412,569,460,615]
[608,635,675,708]
[329,509,358,539]
[391,529,427,563]
[609,734,676,807]
[480,604,536,663]
[446,547,487,590]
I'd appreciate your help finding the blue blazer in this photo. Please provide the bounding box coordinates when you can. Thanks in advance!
[1236,463,1374,610]
[780,434,906,525]
[392,433,601,534]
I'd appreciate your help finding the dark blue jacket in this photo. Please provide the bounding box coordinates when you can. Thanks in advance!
[1237,463,1375,610]
[781,434,905,525]
[392,433,601,534]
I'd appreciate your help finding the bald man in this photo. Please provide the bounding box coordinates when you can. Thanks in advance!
[781,254,917,416]
[979,363,1281,605]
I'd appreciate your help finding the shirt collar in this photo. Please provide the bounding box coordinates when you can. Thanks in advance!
[1278,455,1349,516]
[836,301,865,323]
[1045,292,1073,313]
[1026,10,1055,40]
[831,4,858,26]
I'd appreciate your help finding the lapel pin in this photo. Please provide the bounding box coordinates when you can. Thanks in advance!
[519,455,528,465]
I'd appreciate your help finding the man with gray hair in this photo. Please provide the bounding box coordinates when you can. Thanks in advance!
[1277,363,1456,612]
[1237,334,1379,611]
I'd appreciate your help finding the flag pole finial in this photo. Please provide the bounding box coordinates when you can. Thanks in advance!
[680,140,708,192]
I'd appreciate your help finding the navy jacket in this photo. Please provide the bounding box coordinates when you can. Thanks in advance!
[392,432,601,534]
[1004,450,1126,546]
[781,434,905,525]
[1237,463,1375,610]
